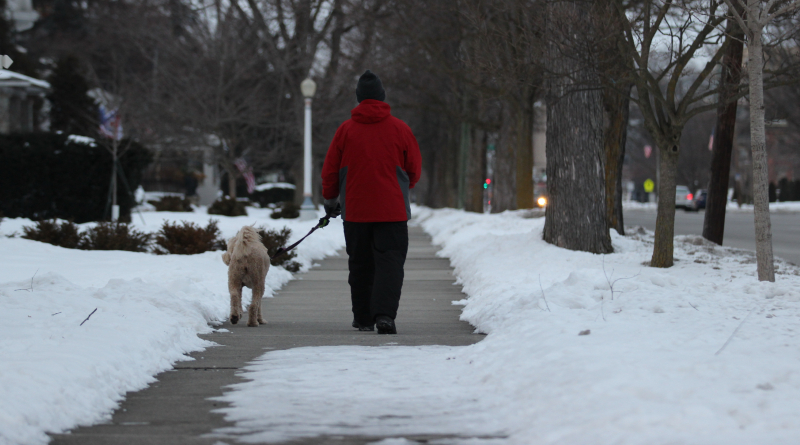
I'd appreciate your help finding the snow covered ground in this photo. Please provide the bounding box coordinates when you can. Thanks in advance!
[216,206,800,444]
[4,204,800,445]
[0,207,345,445]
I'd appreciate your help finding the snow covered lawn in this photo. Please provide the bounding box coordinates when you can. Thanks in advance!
[216,207,800,444]
[624,200,800,213]
[0,208,345,445]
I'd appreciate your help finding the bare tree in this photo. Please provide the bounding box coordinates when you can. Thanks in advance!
[721,0,800,281]
[465,0,545,211]
[614,0,735,267]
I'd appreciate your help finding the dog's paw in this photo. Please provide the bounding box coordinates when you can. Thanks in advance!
[247,320,259,327]
[230,314,239,324]
[258,318,266,325]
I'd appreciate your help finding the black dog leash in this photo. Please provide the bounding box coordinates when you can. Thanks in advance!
[272,216,335,260]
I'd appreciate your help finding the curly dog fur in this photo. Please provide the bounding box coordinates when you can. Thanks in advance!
[222,226,270,326]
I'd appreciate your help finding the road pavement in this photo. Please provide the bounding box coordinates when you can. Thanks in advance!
[49,225,485,445]
[624,209,800,265]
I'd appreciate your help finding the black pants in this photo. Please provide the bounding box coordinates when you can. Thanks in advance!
[344,221,409,326]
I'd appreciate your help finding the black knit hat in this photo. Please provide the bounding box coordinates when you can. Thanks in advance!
[356,70,385,102]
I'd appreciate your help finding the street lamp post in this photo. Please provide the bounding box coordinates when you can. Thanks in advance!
[299,77,317,221]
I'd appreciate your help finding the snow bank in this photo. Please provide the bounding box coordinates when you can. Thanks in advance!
[216,206,800,444]
[416,207,800,444]
[0,208,345,445]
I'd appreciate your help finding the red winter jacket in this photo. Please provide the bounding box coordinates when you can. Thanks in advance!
[321,100,422,222]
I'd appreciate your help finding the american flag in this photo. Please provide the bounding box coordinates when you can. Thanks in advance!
[708,129,715,151]
[234,158,256,194]
[99,106,123,141]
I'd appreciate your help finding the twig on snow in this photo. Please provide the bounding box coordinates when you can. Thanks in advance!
[51,312,61,316]
[715,308,755,356]
[601,257,640,301]
[14,269,39,292]
[688,302,699,311]
[80,308,98,326]
[538,274,551,312]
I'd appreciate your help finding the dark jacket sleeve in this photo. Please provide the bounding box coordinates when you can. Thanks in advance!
[321,124,345,199]
[404,126,422,189]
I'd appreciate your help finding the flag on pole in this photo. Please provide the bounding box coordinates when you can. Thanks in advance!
[708,129,715,151]
[99,106,123,141]
[235,158,256,194]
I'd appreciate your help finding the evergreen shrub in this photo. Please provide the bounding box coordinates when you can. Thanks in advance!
[79,222,151,252]
[208,197,248,217]
[256,227,301,272]
[22,220,82,248]
[270,202,300,219]
[251,187,295,207]
[149,196,193,212]
[154,219,226,254]
[0,133,152,223]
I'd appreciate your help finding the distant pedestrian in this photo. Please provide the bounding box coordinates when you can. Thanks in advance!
[320,70,422,334]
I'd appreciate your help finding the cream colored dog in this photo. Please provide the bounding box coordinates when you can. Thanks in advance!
[222,226,270,326]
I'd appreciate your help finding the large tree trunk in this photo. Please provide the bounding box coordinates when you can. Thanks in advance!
[458,121,471,209]
[603,84,631,236]
[703,14,745,245]
[516,92,535,210]
[543,0,612,254]
[465,127,487,213]
[492,105,517,212]
[747,32,775,282]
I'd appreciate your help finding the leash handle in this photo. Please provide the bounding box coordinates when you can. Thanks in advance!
[271,216,332,260]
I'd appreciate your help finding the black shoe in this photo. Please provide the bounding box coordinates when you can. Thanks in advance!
[352,320,374,331]
[375,315,397,334]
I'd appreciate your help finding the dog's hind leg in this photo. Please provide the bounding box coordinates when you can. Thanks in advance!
[228,275,244,325]
[256,283,266,325]
[248,283,265,327]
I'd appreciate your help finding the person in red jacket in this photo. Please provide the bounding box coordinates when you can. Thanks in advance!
[321,70,422,334]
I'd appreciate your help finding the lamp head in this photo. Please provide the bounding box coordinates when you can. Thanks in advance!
[300,78,317,98]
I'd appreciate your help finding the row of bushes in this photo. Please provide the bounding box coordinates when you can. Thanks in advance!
[19,219,300,271]
[147,195,300,219]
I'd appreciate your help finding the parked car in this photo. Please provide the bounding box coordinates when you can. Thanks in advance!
[692,189,707,211]
[675,185,693,210]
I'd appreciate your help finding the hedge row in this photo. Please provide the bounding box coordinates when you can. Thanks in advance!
[0,133,152,223]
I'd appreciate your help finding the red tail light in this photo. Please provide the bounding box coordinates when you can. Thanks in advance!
[687,193,693,200]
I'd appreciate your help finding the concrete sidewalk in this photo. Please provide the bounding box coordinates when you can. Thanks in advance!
[49,225,483,445]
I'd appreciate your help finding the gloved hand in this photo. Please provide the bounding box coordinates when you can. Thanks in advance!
[323,198,341,218]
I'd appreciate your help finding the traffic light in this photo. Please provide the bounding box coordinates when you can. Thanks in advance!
[484,178,491,189]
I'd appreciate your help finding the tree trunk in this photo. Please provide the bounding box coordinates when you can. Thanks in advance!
[650,144,679,267]
[543,0,612,254]
[465,127,487,213]
[516,92,535,210]
[226,165,237,199]
[747,32,775,282]
[458,121,471,209]
[703,14,745,245]
[492,105,517,212]
[603,84,631,236]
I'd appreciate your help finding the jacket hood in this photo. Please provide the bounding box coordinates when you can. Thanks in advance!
[351,99,391,124]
